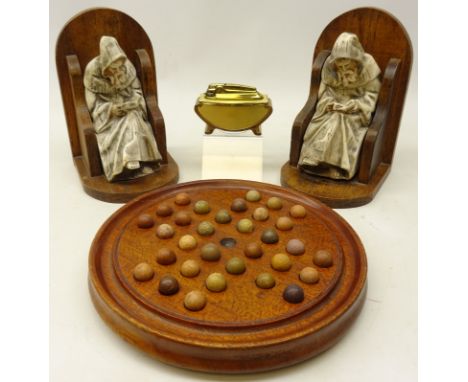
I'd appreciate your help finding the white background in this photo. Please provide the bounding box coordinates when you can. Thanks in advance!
[49,1,418,381]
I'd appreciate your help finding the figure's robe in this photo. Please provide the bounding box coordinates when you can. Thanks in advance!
[298,32,381,180]
[84,36,161,182]
[85,77,161,181]
[298,79,380,179]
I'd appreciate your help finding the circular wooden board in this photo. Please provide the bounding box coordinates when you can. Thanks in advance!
[89,179,367,373]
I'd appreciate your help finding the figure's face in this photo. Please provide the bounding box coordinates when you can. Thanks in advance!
[334,58,359,87]
[104,58,128,87]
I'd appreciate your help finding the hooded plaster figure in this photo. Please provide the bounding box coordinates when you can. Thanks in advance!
[84,36,162,182]
[298,32,381,180]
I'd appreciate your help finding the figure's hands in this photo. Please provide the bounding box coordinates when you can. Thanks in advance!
[327,102,359,114]
[121,100,139,111]
[327,103,345,112]
[342,100,359,114]
[111,104,127,117]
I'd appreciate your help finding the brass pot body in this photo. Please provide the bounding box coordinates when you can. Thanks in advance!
[195,83,272,135]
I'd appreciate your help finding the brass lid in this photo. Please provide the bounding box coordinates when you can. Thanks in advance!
[197,83,270,105]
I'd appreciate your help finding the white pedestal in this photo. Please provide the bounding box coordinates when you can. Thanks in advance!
[201,130,263,181]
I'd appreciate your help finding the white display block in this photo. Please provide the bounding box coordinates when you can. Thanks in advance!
[201,130,263,181]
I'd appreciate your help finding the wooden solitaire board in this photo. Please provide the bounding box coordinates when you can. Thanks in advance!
[89,179,367,373]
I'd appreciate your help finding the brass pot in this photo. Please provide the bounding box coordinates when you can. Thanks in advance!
[195,83,272,135]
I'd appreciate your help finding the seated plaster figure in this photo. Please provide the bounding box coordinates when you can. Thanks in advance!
[84,36,162,181]
[298,32,381,180]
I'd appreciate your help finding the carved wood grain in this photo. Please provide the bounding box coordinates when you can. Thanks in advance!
[358,58,400,182]
[135,49,168,164]
[66,55,103,177]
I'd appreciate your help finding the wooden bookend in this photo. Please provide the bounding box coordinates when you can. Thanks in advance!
[56,8,179,203]
[281,7,412,208]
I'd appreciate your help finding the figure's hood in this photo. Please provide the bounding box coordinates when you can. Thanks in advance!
[99,36,126,74]
[84,36,136,94]
[322,32,381,89]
